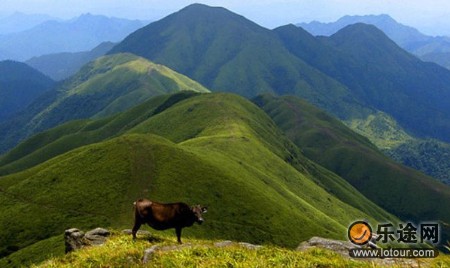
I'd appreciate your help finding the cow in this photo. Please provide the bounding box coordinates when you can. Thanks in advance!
[132,198,207,244]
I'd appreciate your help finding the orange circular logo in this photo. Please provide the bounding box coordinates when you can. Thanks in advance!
[348,221,372,245]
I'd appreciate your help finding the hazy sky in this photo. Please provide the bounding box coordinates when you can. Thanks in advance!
[2,0,450,36]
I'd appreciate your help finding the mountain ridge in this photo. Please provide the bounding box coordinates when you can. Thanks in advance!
[275,22,450,142]
[298,14,450,69]
[0,12,58,35]
[0,53,208,153]
[26,41,116,81]
[109,4,368,120]
[0,14,145,61]
[254,94,450,225]
[110,4,450,143]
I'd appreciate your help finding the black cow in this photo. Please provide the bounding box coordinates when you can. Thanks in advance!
[132,198,207,243]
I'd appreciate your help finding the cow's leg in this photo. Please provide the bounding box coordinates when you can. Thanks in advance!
[132,220,142,240]
[175,227,182,244]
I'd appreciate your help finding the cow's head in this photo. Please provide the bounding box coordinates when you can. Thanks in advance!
[191,205,207,224]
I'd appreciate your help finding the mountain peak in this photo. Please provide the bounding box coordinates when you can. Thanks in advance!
[338,22,384,34]
[181,3,222,10]
[165,3,252,26]
[298,14,426,46]
[177,3,232,14]
[329,22,412,61]
[332,22,393,44]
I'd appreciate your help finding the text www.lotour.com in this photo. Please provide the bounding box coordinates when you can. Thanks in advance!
[349,248,439,258]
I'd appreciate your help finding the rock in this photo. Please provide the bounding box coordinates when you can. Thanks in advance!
[86,227,110,237]
[238,242,263,250]
[214,240,234,247]
[64,227,110,253]
[213,240,262,250]
[142,245,160,263]
[64,228,85,253]
[85,228,110,245]
[142,244,193,264]
[296,236,355,257]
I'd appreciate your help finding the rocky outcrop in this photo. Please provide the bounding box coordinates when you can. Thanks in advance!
[297,236,356,258]
[297,236,421,267]
[213,240,262,250]
[64,228,86,253]
[64,228,110,253]
[142,240,263,264]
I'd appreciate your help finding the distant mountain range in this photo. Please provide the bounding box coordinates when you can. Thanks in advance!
[0,60,54,123]
[298,14,450,69]
[26,42,116,81]
[0,12,58,35]
[0,14,146,61]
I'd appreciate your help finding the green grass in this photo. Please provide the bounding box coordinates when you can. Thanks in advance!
[33,232,450,268]
[0,53,209,154]
[254,94,450,230]
[109,4,370,122]
[0,93,396,265]
[345,111,414,150]
[0,235,64,268]
[346,111,450,186]
[386,139,450,185]
[0,92,199,175]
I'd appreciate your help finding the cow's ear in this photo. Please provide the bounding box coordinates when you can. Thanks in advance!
[202,206,208,213]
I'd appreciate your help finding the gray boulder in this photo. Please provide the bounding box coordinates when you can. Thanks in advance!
[296,236,356,257]
[85,228,110,245]
[64,227,110,253]
[64,228,85,253]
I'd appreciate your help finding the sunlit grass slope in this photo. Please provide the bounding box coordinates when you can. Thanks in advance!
[0,93,395,265]
[254,94,450,228]
[0,92,198,175]
[0,53,209,154]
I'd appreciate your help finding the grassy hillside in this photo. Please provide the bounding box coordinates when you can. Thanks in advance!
[0,92,197,175]
[0,93,395,265]
[0,53,208,154]
[345,111,414,150]
[254,94,450,228]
